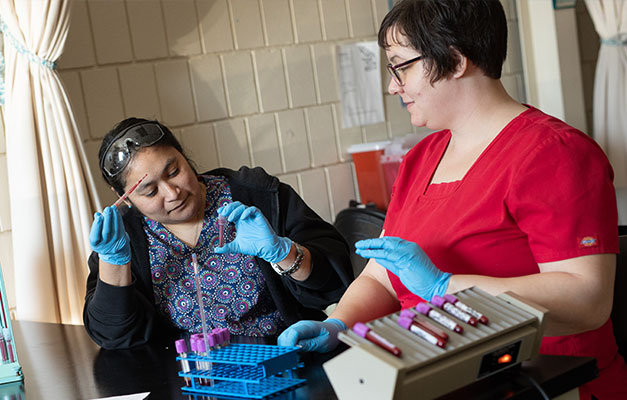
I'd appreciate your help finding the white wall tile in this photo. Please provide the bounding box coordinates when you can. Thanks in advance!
[162,0,202,56]
[347,0,376,37]
[501,74,522,103]
[500,0,515,20]
[306,105,339,166]
[385,94,412,137]
[0,155,10,231]
[364,122,388,142]
[58,0,95,69]
[320,0,349,40]
[214,119,251,169]
[312,43,339,103]
[277,109,311,171]
[59,71,91,141]
[231,0,265,49]
[87,0,133,64]
[278,173,300,195]
[284,46,317,108]
[190,54,228,122]
[118,64,161,120]
[154,60,196,126]
[334,104,363,161]
[261,0,294,46]
[292,0,323,43]
[222,52,259,117]
[373,0,390,27]
[299,168,331,221]
[81,68,125,139]
[254,49,288,112]
[247,114,282,175]
[197,0,234,53]
[126,0,169,60]
[0,231,15,308]
[326,162,357,218]
[181,123,220,172]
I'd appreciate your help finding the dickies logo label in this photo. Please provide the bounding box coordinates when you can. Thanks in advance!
[578,236,598,248]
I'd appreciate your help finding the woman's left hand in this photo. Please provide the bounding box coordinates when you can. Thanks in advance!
[355,237,451,301]
[214,201,292,263]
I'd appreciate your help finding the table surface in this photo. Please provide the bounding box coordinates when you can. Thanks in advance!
[1,320,598,400]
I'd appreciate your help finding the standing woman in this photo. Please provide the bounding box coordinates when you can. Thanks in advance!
[84,118,352,349]
[279,1,627,398]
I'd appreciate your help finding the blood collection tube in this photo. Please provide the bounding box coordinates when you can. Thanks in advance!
[397,316,446,348]
[352,322,402,357]
[400,309,449,342]
[217,215,227,247]
[444,294,489,324]
[175,339,192,387]
[415,302,463,333]
[431,295,478,326]
[196,338,211,385]
[3,329,14,362]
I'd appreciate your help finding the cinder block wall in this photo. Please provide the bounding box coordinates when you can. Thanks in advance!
[0,0,524,313]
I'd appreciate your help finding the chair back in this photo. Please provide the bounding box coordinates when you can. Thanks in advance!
[334,207,386,277]
[613,235,627,357]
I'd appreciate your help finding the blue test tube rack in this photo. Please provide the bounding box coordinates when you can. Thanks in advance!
[177,343,305,399]
[0,263,23,384]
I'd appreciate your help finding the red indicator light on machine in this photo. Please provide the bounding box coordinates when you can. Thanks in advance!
[497,354,512,364]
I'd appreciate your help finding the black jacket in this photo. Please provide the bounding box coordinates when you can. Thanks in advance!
[84,166,353,349]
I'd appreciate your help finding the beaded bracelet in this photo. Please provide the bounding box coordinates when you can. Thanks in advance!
[271,242,305,276]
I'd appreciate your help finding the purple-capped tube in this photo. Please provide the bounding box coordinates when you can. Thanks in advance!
[217,215,227,248]
[3,329,14,363]
[397,316,446,348]
[353,322,402,357]
[196,338,210,385]
[416,302,463,333]
[400,309,449,341]
[431,295,478,326]
[444,294,489,324]
[175,339,192,387]
[212,328,223,348]
[224,329,231,346]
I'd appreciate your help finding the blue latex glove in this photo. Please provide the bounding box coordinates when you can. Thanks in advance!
[277,319,347,353]
[354,237,451,301]
[214,201,291,264]
[89,206,131,265]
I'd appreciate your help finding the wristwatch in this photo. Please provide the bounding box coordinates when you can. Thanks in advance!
[271,242,305,276]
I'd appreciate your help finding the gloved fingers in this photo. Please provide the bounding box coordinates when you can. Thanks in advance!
[111,206,125,239]
[213,241,238,254]
[218,201,243,218]
[354,247,394,261]
[294,337,326,352]
[240,205,261,221]
[89,213,104,247]
[225,203,249,223]
[277,327,300,347]
[101,206,116,242]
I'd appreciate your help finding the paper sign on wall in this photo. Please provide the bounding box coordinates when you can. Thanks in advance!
[337,41,385,129]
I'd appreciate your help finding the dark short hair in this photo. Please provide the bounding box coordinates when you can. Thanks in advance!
[98,117,197,195]
[378,0,507,83]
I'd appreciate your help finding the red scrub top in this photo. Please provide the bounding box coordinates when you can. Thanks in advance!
[383,107,626,399]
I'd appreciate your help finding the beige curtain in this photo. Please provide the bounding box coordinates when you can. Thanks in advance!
[584,0,627,224]
[1,0,100,324]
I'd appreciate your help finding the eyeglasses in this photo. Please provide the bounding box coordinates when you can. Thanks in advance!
[100,122,165,178]
[386,56,424,86]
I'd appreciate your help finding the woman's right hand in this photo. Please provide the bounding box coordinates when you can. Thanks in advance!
[89,206,131,265]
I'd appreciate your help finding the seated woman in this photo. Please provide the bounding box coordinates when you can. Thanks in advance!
[278,0,627,398]
[84,117,352,349]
